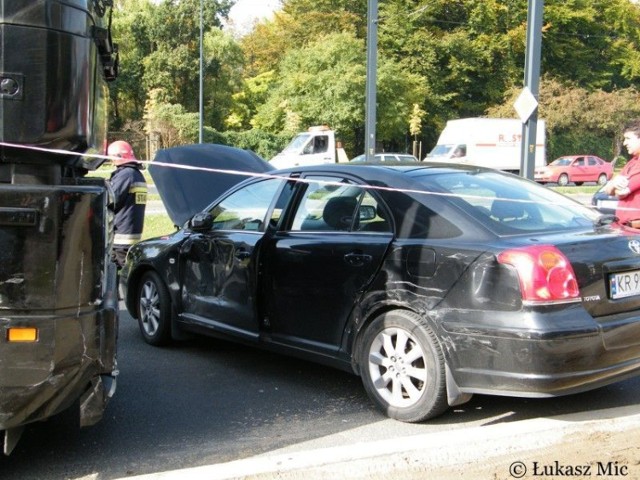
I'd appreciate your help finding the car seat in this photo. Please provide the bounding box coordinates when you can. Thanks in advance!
[322,196,358,231]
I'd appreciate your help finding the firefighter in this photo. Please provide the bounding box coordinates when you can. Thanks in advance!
[108,140,147,268]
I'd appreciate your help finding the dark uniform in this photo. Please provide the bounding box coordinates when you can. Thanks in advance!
[109,162,147,267]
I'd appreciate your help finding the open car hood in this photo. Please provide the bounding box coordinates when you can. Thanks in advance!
[150,144,275,226]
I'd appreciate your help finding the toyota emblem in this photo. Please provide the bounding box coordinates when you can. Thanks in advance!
[629,240,640,254]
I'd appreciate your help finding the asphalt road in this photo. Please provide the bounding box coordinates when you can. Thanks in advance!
[1,304,640,480]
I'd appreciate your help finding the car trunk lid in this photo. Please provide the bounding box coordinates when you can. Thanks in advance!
[550,228,640,318]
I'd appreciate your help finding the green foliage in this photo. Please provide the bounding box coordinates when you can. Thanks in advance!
[251,31,424,156]
[489,76,640,161]
[224,129,289,160]
[547,131,613,162]
[111,0,640,159]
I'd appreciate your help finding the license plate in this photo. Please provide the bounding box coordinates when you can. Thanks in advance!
[597,199,618,210]
[610,270,640,299]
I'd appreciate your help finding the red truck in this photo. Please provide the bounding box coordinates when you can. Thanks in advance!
[0,0,119,454]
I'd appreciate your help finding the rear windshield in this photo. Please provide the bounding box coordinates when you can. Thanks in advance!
[416,170,600,235]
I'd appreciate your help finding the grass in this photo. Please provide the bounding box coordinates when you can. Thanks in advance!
[142,214,177,240]
[550,185,601,195]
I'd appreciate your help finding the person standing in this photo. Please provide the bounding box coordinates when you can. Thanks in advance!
[604,120,640,227]
[108,140,147,268]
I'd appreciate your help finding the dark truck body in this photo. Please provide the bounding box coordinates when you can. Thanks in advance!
[0,0,118,454]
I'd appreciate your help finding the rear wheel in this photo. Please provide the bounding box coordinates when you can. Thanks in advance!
[358,310,448,422]
[597,173,608,186]
[557,173,569,186]
[137,270,172,346]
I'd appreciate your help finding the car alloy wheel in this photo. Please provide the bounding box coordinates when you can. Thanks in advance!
[359,310,448,422]
[598,173,608,186]
[557,173,569,186]
[137,270,172,346]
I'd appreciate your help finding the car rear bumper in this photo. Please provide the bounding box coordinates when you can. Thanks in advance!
[442,308,640,397]
[0,305,118,432]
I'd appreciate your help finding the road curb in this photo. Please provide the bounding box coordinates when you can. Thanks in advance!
[116,404,640,479]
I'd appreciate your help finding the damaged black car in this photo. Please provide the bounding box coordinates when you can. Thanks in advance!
[121,144,640,422]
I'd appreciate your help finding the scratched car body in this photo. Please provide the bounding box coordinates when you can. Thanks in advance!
[121,144,640,422]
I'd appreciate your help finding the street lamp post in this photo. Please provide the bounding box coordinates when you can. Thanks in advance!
[520,0,544,179]
[199,0,204,144]
[364,0,378,162]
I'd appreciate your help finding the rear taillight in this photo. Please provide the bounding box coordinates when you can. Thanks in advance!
[497,245,580,305]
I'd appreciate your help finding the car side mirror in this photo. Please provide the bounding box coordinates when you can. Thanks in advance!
[358,205,377,221]
[189,212,213,232]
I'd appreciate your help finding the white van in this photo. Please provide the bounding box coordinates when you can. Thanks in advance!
[426,118,546,173]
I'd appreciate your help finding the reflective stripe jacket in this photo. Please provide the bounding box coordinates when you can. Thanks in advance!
[109,163,147,246]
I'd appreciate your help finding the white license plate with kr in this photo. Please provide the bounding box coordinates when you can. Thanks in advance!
[610,270,640,299]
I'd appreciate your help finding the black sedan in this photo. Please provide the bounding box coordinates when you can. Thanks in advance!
[121,144,640,423]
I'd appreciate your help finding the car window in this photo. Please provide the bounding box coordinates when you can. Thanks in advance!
[357,191,392,233]
[208,178,282,231]
[289,177,391,234]
[426,171,598,235]
[291,177,363,232]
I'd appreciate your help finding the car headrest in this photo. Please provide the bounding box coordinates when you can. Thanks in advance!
[491,199,526,221]
[323,196,358,230]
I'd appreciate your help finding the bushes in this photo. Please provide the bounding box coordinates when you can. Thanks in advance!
[223,129,290,160]
[547,130,616,162]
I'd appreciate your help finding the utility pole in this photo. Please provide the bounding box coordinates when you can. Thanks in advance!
[199,0,204,144]
[519,0,544,179]
[364,0,378,161]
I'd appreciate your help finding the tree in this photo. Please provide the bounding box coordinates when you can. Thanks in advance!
[252,32,425,157]
[110,0,155,128]
[201,28,245,130]
[488,76,640,160]
[240,0,366,77]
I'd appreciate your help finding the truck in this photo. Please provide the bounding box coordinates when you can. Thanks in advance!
[425,118,546,173]
[0,0,119,454]
[269,126,349,169]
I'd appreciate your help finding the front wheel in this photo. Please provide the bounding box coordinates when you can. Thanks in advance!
[597,173,608,186]
[136,270,172,346]
[358,310,448,422]
[557,173,569,186]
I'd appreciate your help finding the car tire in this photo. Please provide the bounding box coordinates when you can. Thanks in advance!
[558,173,569,186]
[136,270,172,346]
[597,173,608,186]
[358,310,448,422]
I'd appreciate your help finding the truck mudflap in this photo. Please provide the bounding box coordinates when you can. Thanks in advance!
[0,183,118,454]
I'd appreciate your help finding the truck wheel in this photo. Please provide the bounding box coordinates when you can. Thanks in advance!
[597,173,608,186]
[136,271,172,346]
[358,310,448,423]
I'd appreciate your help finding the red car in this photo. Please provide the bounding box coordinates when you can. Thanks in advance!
[534,155,613,186]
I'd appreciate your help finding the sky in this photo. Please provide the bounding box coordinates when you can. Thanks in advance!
[227,0,281,34]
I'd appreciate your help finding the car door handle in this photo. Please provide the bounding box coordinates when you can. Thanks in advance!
[344,252,372,267]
